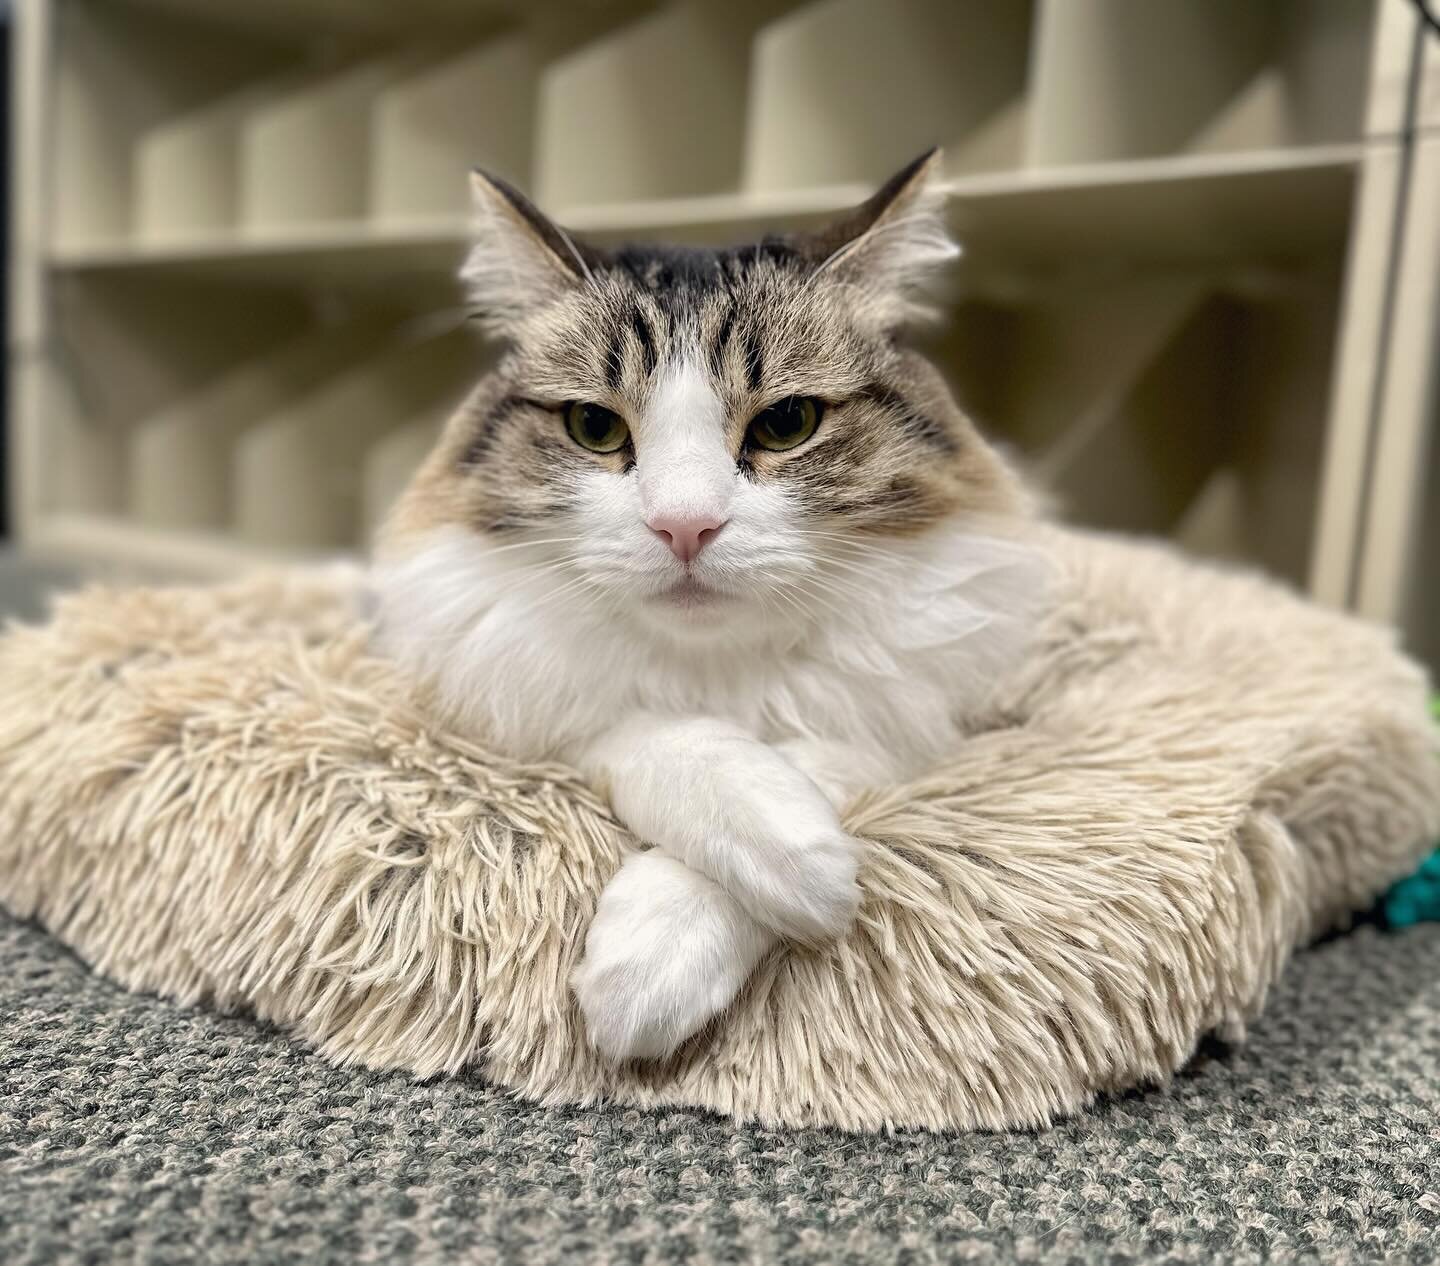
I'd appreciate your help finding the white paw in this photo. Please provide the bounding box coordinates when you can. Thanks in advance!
[720,767,863,943]
[750,820,862,941]
[571,852,776,1063]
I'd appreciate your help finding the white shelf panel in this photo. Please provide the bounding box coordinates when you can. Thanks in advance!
[1027,0,1374,165]
[29,515,328,578]
[133,74,314,242]
[51,1,289,250]
[239,60,405,229]
[128,317,402,532]
[535,0,764,207]
[231,327,477,550]
[123,0,519,39]
[1040,295,1237,539]
[938,268,1342,586]
[370,35,538,220]
[942,144,1362,267]
[745,0,1032,190]
[1025,279,1212,462]
[1028,0,1269,165]
[49,145,1364,283]
[135,93,249,242]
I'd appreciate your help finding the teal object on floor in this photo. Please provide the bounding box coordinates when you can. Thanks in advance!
[1385,851,1440,927]
[1382,695,1440,928]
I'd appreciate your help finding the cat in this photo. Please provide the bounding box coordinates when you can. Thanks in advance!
[372,149,1053,1062]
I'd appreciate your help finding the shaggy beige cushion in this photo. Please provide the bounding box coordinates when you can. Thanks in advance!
[1,525,1436,1132]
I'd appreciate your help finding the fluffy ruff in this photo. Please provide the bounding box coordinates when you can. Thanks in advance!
[0,526,1436,1132]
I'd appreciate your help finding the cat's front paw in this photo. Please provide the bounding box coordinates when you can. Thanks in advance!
[755,821,862,942]
[726,771,864,942]
[571,851,776,1063]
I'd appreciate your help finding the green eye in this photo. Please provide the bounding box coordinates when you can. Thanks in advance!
[747,396,823,452]
[565,402,630,454]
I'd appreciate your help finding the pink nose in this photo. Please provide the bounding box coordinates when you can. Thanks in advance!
[647,513,727,563]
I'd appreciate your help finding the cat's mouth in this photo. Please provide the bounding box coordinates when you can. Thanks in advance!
[654,576,724,610]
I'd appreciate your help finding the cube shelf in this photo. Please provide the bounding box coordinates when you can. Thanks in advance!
[8,0,1438,669]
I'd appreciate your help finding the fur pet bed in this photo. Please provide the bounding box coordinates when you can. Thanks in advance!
[1,525,1437,1133]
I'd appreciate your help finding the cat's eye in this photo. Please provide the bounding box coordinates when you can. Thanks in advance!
[747,396,823,452]
[564,402,630,454]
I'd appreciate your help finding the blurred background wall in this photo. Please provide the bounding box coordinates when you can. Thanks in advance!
[4,0,1440,662]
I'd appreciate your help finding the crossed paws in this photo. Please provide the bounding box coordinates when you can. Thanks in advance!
[571,740,863,1062]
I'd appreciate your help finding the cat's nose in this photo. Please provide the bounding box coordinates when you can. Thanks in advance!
[647,513,727,563]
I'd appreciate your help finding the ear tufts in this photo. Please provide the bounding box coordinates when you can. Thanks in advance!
[461,171,598,336]
[806,148,958,327]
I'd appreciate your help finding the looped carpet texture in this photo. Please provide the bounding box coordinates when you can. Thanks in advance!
[0,525,1436,1133]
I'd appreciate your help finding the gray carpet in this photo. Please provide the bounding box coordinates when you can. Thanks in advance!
[2,913,1438,1265]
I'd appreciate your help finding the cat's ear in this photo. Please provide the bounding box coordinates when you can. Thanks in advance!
[461,170,597,333]
[803,148,957,326]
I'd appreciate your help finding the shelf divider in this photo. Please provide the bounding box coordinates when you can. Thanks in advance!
[370,34,538,222]
[745,0,1033,192]
[129,316,401,532]
[232,327,477,549]
[535,0,765,207]
[239,58,414,232]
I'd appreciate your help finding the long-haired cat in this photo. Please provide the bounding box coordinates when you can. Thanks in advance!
[373,150,1052,1061]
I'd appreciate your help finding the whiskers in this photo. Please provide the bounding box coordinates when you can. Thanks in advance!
[520,568,615,621]
[472,534,588,556]
[744,528,910,632]
[477,540,629,625]
[732,524,998,640]
[375,531,616,651]
[381,521,977,651]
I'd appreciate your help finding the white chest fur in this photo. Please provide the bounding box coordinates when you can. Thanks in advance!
[372,523,1053,781]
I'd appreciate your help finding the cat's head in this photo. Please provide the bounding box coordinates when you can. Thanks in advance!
[377,150,1030,647]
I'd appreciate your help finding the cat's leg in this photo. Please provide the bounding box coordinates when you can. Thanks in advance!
[575,714,864,942]
[571,850,777,1061]
[771,736,893,809]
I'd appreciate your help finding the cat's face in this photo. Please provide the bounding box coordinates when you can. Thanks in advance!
[379,151,1026,644]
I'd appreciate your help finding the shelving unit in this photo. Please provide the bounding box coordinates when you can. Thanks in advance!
[7,0,1439,663]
